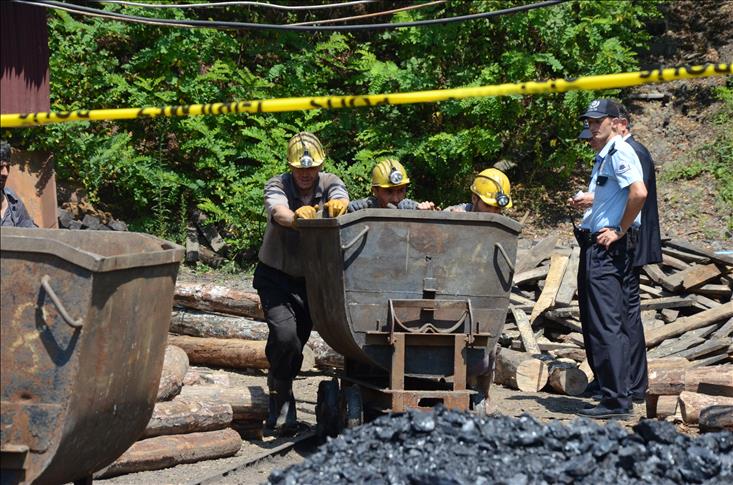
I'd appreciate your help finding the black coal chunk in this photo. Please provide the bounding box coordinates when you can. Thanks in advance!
[270,407,733,484]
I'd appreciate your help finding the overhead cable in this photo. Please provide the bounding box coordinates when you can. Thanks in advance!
[291,0,445,27]
[87,0,377,11]
[16,0,570,32]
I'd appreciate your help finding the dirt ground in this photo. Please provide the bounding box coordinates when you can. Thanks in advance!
[97,370,657,485]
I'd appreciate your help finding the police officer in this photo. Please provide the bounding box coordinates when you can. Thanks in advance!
[348,159,435,211]
[573,99,647,418]
[617,104,662,402]
[444,168,513,214]
[254,132,349,434]
[0,141,36,228]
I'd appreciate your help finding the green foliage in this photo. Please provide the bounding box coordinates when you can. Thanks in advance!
[663,84,733,228]
[7,0,662,262]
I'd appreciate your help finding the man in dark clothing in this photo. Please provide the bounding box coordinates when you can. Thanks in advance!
[0,141,36,228]
[617,104,662,401]
[254,132,348,435]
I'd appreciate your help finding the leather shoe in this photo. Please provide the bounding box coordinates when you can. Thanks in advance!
[578,404,631,419]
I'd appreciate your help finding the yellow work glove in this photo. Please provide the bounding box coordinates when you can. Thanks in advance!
[294,205,317,220]
[324,199,348,218]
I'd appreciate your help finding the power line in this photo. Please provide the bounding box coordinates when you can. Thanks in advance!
[291,0,445,27]
[87,0,377,11]
[16,0,570,32]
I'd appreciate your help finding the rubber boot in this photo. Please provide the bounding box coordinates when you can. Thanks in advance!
[267,377,298,436]
[265,374,280,431]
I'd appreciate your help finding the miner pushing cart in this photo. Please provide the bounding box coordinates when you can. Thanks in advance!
[297,209,520,437]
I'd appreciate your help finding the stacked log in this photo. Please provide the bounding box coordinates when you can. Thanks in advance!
[494,236,732,401]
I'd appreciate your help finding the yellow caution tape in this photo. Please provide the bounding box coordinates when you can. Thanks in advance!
[1,64,730,128]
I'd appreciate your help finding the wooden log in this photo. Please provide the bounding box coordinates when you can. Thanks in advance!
[645,302,733,347]
[94,429,242,479]
[185,226,199,264]
[167,334,316,372]
[679,391,733,424]
[183,367,231,387]
[514,235,559,274]
[494,347,549,392]
[648,357,692,369]
[157,345,189,402]
[699,405,733,432]
[174,282,264,320]
[555,246,580,307]
[648,365,733,396]
[529,253,569,323]
[552,348,586,362]
[645,394,679,419]
[578,359,594,382]
[511,307,540,355]
[142,399,233,438]
[170,310,343,369]
[547,362,588,396]
[178,385,268,421]
[230,420,264,440]
[661,263,722,292]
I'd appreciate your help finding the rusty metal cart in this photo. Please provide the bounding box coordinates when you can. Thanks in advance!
[1,228,184,485]
[298,210,520,436]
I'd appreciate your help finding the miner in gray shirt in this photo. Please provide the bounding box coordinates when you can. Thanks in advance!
[254,132,348,435]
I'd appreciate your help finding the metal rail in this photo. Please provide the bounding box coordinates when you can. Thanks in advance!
[190,429,318,485]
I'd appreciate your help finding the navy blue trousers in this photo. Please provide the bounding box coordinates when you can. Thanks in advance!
[624,267,648,399]
[577,236,632,410]
[253,263,313,381]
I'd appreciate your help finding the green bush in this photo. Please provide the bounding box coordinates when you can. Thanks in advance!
[5,0,661,260]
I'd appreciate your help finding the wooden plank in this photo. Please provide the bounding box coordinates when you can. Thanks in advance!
[643,264,669,286]
[688,349,732,367]
[691,284,732,299]
[693,294,723,309]
[555,246,580,307]
[513,265,549,285]
[543,313,583,333]
[514,236,559,274]
[545,295,697,319]
[671,338,732,360]
[511,307,540,355]
[529,253,570,323]
[662,246,710,264]
[645,303,733,347]
[646,323,719,359]
[662,263,722,292]
[639,283,664,297]
[665,239,733,266]
[662,253,691,271]
[712,318,733,338]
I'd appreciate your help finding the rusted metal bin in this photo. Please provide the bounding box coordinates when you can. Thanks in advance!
[298,210,520,417]
[0,228,184,485]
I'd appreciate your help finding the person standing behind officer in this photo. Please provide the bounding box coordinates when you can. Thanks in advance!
[1,141,36,228]
[572,99,647,418]
[617,103,662,402]
[253,132,349,435]
[348,159,435,212]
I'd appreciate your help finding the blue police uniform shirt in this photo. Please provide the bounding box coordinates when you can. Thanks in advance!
[584,135,643,233]
[580,155,602,228]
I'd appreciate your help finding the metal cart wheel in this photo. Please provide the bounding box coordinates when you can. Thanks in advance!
[340,385,364,430]
[316,379,340,440]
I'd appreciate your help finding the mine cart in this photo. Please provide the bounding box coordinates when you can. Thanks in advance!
[0,228,184,485]
[298,210,520,436]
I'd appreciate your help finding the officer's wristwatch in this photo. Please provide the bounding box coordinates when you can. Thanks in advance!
[614,226,627,237]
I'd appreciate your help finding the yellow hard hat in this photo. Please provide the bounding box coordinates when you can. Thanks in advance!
[371,159,410,188]
[470,168,513,208]
[287,132,325,168]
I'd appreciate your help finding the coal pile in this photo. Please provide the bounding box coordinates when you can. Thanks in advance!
[269,407,733,485]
